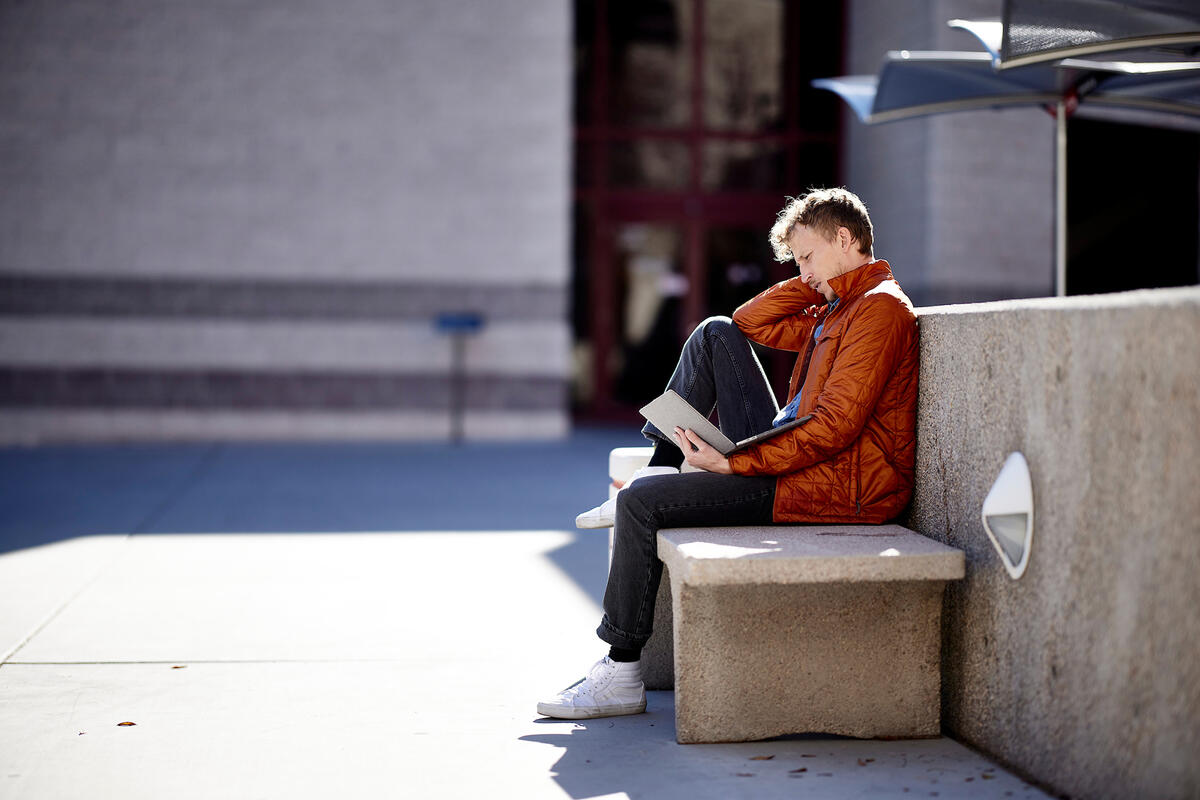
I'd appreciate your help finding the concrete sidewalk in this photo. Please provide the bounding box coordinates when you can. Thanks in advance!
[0,432,1051,799]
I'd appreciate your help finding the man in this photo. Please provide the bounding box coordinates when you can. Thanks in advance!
[538,187,919,719]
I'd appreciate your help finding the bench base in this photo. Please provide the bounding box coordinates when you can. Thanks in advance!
[671,579,945,744]
[641,569,675,690]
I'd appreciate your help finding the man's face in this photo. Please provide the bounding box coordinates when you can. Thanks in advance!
[786,225,845,303]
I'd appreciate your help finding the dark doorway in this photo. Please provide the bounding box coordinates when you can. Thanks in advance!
[572,0,844,420]
[1067,117,1200,296]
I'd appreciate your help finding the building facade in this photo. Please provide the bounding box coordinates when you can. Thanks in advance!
[0,0,571,442]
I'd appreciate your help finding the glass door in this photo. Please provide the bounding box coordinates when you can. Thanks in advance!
[573,0,842,418]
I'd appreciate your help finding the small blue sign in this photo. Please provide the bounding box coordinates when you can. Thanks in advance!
[434,311,485,334]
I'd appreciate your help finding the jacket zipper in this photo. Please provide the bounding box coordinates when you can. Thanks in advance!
[824,297,862,518]
[793,301,844,395]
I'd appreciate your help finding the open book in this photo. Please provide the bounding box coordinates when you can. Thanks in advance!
[639,389,811,456]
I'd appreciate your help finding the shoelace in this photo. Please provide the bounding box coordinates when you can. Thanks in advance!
[561,661,615,699]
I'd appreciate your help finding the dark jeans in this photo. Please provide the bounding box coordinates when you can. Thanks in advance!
[597,316,782,651]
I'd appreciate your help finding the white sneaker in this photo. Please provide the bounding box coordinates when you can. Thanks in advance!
[575,465,679,528]
[536,656,646,719]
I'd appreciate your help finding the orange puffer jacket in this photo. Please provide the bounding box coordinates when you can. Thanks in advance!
[728,260,919,524]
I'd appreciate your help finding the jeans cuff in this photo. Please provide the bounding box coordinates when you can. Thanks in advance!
[597,616,651,650]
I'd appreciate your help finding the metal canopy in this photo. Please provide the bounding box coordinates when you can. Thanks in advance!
[951,0,1200,69]
[812,47,1200,297]
[812,50,1200,126]
[813,0,1200,298]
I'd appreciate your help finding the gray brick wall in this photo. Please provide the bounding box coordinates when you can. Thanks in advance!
[0,0,570,441]
[0,0,569,283]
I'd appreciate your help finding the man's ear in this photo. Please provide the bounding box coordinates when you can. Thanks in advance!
[837,227,854,253]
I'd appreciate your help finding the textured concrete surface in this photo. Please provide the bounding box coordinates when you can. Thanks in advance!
[0,432,1053,799]
[670,581,947,744]
[658,526,965,585]
[909,288,1200,800]
[659,526,963,744]
[642,572,676,691]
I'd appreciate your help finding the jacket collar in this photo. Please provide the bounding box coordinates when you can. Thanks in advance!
[827,259,892,304]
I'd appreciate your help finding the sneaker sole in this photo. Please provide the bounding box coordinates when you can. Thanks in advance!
[535,700,646,719]
[574,514,614,529]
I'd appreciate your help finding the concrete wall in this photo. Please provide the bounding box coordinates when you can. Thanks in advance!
[844,0,1055,305]
[908,287,1200,799]
[0,0,570,442]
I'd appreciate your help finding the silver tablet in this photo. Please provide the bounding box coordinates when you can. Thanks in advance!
[639,390,811,456]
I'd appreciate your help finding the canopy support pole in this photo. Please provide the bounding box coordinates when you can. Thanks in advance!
[1055,99,1067,297]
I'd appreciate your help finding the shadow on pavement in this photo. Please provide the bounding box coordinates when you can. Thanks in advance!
[0,426,644,605]
[521,693,685,800]
[521,693,851,800]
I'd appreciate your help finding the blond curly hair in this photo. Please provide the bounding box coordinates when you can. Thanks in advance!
[769,188,874,262]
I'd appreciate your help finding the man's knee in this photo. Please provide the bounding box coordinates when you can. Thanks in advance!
[615,482,650,522]
[615,478,669,530]
[700,315,735,336]
[686,315,736,347]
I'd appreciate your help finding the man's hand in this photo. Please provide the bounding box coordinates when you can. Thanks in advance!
[673,427,732,475]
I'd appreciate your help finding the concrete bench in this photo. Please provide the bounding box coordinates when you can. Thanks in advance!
[605,447,966,744]
[659,525,965,743]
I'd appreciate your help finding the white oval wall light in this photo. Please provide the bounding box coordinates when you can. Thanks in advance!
[980,452,1034,579]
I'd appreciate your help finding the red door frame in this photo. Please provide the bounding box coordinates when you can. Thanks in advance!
[577,0,836,418]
